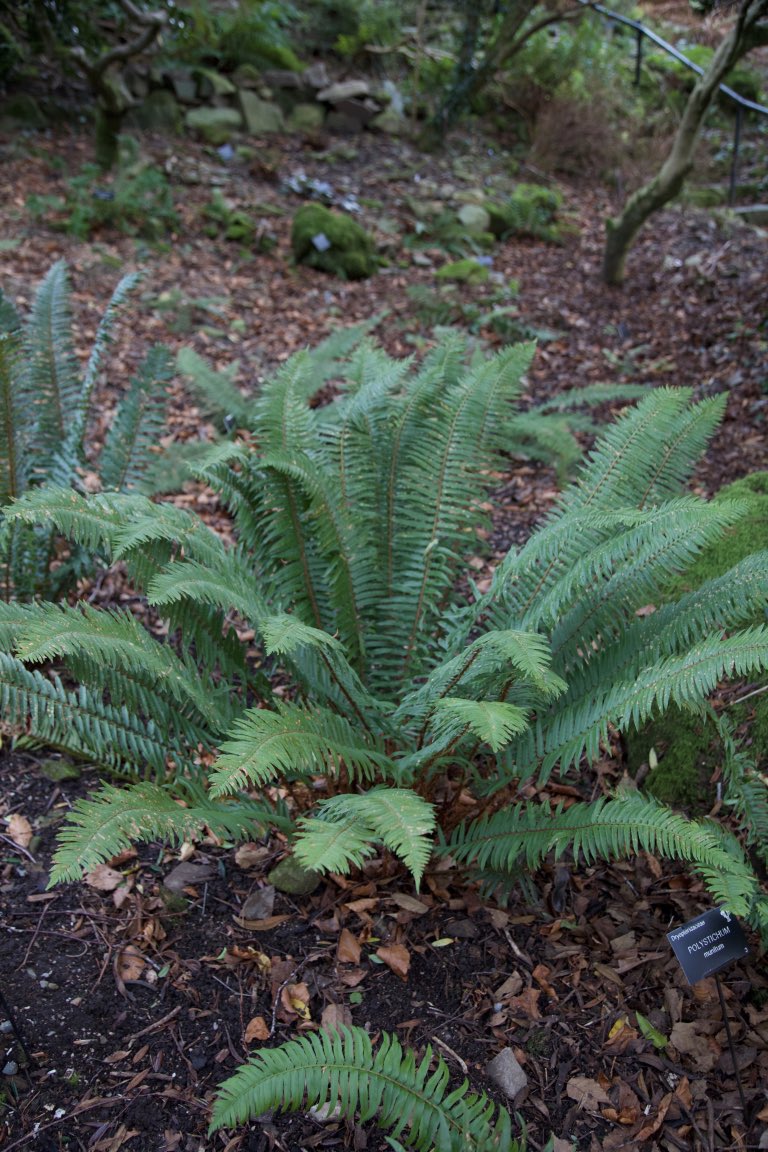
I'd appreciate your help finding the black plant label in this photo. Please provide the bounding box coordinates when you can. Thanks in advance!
[666,908,749,984]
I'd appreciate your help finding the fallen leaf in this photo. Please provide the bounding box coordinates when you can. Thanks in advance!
[281,982,311,1020]
[163,861,215,893]
[115,945,145,983]
[634,1090,673,1141]
[508,986,541,1020]
[337,928,361,964]
[235,842,271,869]
[388,893,430,914]
[321,1002,353,1035]
[376,944,410,981]
[240,885,276,920]
[670,1021,719,1072]
[244,1016,270,1043]
[85,864,125,892]
[233,913,291,931]
[494,972,524,1000]
[339,967,367,987]
[7,813,33,848]
[566,1075,612,1110]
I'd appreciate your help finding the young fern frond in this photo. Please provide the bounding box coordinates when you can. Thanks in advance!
[296,788,437,887]
[210,1025,516,1152]
[449,792,759,917]
[25,261,81,464]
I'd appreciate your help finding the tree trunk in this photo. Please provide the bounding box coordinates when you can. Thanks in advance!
[602,0,768,285]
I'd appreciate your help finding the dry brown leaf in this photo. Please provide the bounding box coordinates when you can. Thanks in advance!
[388,893,430,915]
[7,813,33,848]
[233,913,291,931]
[508,986,541,1020]
[115,945,145,983]
[103,1049,131,1065]
[634,1090,673,1141]
[494,972,523,1000]
[281,982,311,1020]
[670,1021,719,1072]
[85,864,125,892]
[235,843,271,869]
[244,1016,270,1043]
[92,1124,140,1152]
[532,963,558,1001]
[337,928,361,964]
[321,1002,353,1035]
[376,944,410,981]
[566,1075,612,1110]
[339,967,367,987]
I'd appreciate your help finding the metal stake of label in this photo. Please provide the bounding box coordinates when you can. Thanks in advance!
[0,984,35,1070]
[715,974,747,1115]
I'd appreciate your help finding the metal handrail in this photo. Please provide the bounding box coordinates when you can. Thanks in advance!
[578,0,768,202]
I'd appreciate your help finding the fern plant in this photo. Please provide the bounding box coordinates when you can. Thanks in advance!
[0,261,172,600]
[3,336,768,928]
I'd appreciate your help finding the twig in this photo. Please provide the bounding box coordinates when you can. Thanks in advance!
[126,1003,181,1041]
[432,1035,468,1074]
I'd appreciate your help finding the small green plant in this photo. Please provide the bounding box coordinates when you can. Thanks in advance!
[0,261,172,600]
[28,150,178,241]
[172,0,301,70]
[202,189,277,251]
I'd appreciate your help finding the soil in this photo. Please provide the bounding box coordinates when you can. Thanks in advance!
[0,105,767,1152]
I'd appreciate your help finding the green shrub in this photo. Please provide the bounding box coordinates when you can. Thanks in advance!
[0,261,172,600]
[28,151,178,241]
[487,184,563,242]
[171,0,301,70]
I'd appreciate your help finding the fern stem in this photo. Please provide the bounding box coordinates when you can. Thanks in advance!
[319,650,375,741]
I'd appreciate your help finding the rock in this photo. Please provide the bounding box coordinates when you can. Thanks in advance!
[195,68,237,99]
[232,63,262,89]
[291,204,377,280]
[303,62,331,89]
[457,203,492,235]
[262,69,302,89]
[268,856,322,895]
[732,204,768,225]
[370,108,408,135]
[185,106,243,145]
[129,90,182,134]
[326,111,363,136]
[2,1061,19,1077]
[333,98,379,129]
[486,1048,528,1100]
[238,91,285,134]
[286,103,326,132]
[318,79,370,103]
[166,66,198,104]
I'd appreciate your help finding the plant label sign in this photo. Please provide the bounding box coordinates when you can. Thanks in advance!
[667,908,749,984]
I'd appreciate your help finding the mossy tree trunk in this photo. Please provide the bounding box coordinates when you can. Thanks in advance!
[424,0,582,146]
[603,0,768,286]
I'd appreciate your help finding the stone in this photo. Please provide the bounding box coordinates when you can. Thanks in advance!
[232,63,262,89]
[486,1048,528,1100]
[457,203,492,235]
[291,203,377,280]
[166,67,198,104]
[2,1061,19,1077]
[318,79,370,103]
[732,204,768,225]
[129,90,182,134]
[185,106,243,145]
[262,69,302,89]
[268,856,322,895]
[238,91,285,134]
[195,68,237,99]
[333,98,379,129]
[370,108,408,135]
[303,62,331,89]
[326,111,363,136]
[286,103,326,132]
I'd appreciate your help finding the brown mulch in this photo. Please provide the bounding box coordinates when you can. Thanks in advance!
[0,119,767,1152]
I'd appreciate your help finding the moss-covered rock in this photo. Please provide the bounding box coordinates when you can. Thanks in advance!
[291,204,376,280]
[436,258,490,284]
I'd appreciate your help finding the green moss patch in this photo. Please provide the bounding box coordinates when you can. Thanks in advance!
[291,204,377,280]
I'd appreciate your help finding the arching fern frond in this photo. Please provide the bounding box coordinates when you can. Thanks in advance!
[449,792,758,917]
[209,702,395,796]
[210,1025,517,1152]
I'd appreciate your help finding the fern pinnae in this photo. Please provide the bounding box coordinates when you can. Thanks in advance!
[635,393,727,508]
[26,261,80,458]
[210,1025,515,1151]
[100,344,173,493]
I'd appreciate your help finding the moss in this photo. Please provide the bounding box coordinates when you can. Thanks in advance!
[626,706,718,811]
[668,472,768,594]
[291,204,377,280]
[645,47,763,106]
[436,259,490,284]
